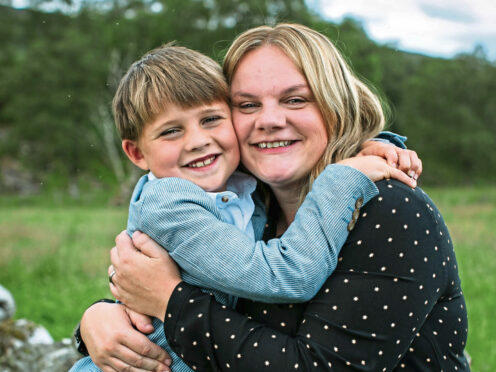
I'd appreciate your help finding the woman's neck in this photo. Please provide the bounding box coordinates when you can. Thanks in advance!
[271,186,301,236]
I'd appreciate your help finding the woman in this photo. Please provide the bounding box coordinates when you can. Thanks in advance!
[82,24,469,371]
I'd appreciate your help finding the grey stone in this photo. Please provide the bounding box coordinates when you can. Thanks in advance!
[0,319,81,372]
[0,286,82,372]
[0,286,15,322]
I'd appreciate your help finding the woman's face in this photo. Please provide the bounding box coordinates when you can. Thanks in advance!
[230,45,328,192]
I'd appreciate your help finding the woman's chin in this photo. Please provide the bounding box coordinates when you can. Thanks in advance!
[258,170,305,192]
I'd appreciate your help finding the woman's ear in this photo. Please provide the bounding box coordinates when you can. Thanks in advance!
[122,140,149,170]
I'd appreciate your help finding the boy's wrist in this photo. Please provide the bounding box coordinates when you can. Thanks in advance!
[374,131,407,149]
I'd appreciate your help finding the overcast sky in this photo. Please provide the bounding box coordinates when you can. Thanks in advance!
[307,0,496,60]
[11,0,496,60]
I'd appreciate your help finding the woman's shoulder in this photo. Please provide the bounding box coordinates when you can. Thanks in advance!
[359,179,445,230]
[375,178,422,197]
[373,179,436,211]
[340,178,453,278]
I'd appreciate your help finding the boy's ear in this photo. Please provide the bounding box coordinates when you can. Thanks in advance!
[122,140,149,170]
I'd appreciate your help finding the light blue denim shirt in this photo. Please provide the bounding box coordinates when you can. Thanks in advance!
[71,164,380,372]
[138,164,379,372]
[126,164,379,303]
[149,170,257,241]
[205,171,257,241]
[144,170,257,307]
[373,131,407,148]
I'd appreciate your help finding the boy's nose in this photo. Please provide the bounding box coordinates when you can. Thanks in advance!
[185,130,212,152]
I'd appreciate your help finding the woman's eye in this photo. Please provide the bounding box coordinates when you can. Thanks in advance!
[286,97,306,106]
[237,102,259,113]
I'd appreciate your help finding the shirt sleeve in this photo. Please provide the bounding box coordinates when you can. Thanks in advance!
[373,131,407,149]
[163,180,468,371]
[132,164,378,303]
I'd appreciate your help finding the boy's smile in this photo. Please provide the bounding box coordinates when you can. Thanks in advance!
[124,101,240,192]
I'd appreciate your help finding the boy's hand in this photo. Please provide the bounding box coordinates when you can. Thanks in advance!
[359,140,422,180]
[338,155,417,188]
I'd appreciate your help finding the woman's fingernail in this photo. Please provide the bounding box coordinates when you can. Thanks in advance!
[408,170,415,178]
[133,230,142,238]
[165,359,172,366]
[414,173,419,180]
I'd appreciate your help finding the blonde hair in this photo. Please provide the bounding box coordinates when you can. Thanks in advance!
[224,23,386,203]
[113,43,229,141]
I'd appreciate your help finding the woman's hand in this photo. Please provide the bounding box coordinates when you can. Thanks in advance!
[80,302,171,372]
[359,140,422,180]
[338,155,417,188]
[109,231,182,320]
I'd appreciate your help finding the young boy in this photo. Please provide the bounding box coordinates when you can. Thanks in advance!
[71,44,409,372]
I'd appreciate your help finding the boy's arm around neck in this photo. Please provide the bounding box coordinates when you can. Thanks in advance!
[133,170,377,303]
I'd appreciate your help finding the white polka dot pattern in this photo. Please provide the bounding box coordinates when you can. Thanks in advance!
[163,181,469,371]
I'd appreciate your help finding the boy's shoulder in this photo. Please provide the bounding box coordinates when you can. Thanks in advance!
[140,171,257,197]
[129,173,206,205]
[141,174,207,196]
[129,174,149,203]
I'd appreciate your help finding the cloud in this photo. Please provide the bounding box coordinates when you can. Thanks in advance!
[419,3,476,23]
[313,0,496,59]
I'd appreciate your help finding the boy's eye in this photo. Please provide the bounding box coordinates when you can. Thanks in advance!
[202,115,222,125]
[160,128,181,137]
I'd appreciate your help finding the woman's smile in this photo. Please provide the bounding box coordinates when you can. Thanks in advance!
[254,140,294,149]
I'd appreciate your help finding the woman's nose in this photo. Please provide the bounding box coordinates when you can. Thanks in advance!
[255,104,286,132]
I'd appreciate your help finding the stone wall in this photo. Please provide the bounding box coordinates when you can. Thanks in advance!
[0,285,81,372]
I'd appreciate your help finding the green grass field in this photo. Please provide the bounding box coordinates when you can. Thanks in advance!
[0,187,495,371]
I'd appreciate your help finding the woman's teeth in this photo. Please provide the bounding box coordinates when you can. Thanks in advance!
[189,156,216,168]
[257,141,292,149]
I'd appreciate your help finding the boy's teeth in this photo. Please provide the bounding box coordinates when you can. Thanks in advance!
[258,141,291,149]
[189,156,215,168]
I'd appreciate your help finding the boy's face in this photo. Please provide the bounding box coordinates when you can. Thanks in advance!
[131,101,240,192]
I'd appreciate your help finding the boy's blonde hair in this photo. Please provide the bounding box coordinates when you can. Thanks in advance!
[113,43,229,141]
[223,23,387,203]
